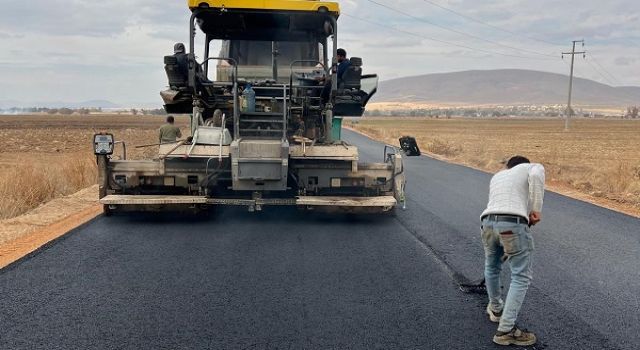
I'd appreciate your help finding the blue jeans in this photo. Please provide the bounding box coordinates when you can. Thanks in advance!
[481,218,534,332]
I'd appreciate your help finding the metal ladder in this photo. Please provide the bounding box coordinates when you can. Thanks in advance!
[237,85,287,140]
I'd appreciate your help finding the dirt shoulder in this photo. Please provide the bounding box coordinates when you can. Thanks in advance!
[0,185,101,269]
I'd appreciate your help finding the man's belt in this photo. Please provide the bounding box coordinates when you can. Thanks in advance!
[482,214,528,224]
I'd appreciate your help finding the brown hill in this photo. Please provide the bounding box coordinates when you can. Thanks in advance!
[374,69,640,106]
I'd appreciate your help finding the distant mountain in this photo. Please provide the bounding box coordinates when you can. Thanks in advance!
[0,99,121,109]
[374,69,640,106]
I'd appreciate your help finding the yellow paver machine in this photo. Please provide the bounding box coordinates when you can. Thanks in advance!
[94,0,413,215]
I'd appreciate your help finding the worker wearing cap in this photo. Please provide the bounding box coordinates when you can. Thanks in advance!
[159,116,182,144]
[173,43,188,78]
[480,155,545,346]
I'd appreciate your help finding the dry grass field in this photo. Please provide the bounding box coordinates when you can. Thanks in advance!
[1,114,638,219]
[0,114,189,220]
[348,118,640,215]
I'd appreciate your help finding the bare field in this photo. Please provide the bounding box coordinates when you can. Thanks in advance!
[0,114,189,219]
[348,118,640,216]
[2,115,638,219]
[366,102,628,116]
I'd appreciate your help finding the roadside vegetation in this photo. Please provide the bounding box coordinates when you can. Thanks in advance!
[348,117,640,214]
[0,154,96,219]
[0,114,189,220]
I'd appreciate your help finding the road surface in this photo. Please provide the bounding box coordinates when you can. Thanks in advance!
[0,130,637,349]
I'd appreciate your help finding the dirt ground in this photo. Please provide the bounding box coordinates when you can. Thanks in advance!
[348,117,640,217]
[0,114,190,169]
[0,114,190,244]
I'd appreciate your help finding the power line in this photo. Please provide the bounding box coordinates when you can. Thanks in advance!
[342,13,559,61]
[419,0,565,47]
[365,0,559,60]
[561,55,639,103]
[585,58,616,85]
[587,53,621,85]
[582,56,640,102]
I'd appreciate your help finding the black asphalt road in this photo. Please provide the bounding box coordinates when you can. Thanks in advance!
[1,130,637,349]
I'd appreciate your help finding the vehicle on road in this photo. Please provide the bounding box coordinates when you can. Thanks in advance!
[94,0,412,215]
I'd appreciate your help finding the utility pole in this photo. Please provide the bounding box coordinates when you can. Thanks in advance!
[562,40,586,131]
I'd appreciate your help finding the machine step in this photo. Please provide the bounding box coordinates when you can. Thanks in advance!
[240,112,284,117]
[100,195,396,208]
[101,195,207,205]
[296,196,397,207]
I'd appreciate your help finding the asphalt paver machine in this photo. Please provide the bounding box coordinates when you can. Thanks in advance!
[94,0,408,215]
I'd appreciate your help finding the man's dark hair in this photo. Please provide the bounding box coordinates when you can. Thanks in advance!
[507,155,530,169]
[167,116,175,123]
[337,48,347,57]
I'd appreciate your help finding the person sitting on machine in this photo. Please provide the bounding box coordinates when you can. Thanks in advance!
[321,48,351,104]
[205,109,224,127]
[336,48,351,80]
[173,42,212,84]
[173,43,189,78]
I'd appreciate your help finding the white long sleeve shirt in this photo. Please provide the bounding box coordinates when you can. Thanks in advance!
[480,163,546,221]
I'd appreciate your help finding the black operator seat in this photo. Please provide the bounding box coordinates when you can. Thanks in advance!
[339,57,363,91]
[164,55,189,89]
[333,57,368,116]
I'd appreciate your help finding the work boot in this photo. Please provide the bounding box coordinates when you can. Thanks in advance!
[486,304,502,323]
[493,326,537,346]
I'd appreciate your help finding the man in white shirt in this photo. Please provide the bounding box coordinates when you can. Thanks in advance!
[480,156,545,346]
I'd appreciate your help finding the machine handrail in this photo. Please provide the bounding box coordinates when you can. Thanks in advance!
[199,57,239,139]
[114,141,127,160]
[199,57,238,82]
[287,60,326,136]
[288,60,327,91]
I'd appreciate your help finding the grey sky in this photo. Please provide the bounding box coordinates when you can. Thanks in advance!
[0,0,638,106]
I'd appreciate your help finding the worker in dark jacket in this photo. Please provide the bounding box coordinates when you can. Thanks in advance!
[173,43,188,78]
[335,48,351,80]
[321,48,351,104]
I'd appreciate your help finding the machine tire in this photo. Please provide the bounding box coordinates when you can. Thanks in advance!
[103,204,113,217]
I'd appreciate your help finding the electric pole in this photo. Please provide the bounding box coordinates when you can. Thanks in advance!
[562,40,586,131]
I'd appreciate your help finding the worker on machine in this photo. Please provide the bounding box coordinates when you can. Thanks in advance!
[205,109,224,127]
[173,43,211,83]
[321,48,351,104]
[336,48,352,79]
[173,43,188,78]
[159,116,182,144]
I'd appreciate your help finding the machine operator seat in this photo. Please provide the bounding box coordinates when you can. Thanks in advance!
[161,52,193,114]
[338,57,362,91]
[333,57,366,116]
[164,55,189,90]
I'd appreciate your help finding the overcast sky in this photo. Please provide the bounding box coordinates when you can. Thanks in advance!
[0,0,638,106]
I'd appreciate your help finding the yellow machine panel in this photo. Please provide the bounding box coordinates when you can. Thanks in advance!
[187,0,340,14]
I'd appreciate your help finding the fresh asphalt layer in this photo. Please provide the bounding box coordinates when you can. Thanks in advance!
[0,130,637,349]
